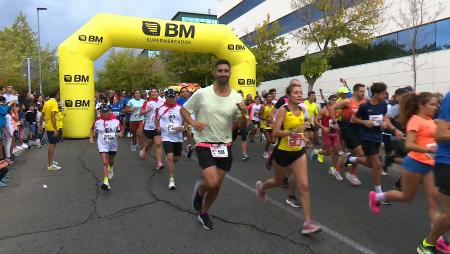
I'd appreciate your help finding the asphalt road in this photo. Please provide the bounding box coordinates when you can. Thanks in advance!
[0,138,432,254]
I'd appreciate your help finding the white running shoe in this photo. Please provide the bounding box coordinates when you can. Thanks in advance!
[168,179,176,190]
[262,152,269,159]
[381,169,388,176]
[108,165,114,179]
[53,161,59,166]
[131,142,137,152]
[345,172,362,186]
[329,168,343,181]
[47,164,62,171]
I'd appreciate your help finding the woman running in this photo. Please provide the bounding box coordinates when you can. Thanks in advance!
[248,95,262,143]
[259,93,275,159]
[140,88,165,171]
[90,104,124,190]
[369,92,440,219]
[256,82,321,235]
[126,90,145,152]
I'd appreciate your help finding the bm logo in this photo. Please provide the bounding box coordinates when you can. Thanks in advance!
[238,79,256,85]
[78,35,103,44]
[142,21,195,38]
[228,44,246,51]
[65,100,90,108]
[64,75,89,83]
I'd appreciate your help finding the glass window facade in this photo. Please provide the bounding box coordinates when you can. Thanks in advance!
[266,17,450,80]
[180,16,217,24]
[219,0,265,24]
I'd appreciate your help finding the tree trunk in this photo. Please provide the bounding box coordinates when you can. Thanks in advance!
[412,51,417,92]
[307,78,315,93]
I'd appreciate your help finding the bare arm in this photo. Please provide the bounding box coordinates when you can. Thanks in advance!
[329,99,349,121]
[272,107,291,138]
[384,115,404,138]
[405,131,434,153]
[39,112,45,128]
[436,120,450,142]
[51,112,58,131]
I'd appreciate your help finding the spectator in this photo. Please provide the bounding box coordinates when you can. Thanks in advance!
[3,86,18,104]
[25,104,37,142]
[40,90,62,171]
[0,96,9,161]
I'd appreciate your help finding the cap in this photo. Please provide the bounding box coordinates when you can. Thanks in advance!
[165,89,177,98]
[99,104,111,112]
[337,87,350,94]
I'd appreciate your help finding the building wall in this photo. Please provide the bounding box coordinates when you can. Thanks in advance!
[219,0,450,94]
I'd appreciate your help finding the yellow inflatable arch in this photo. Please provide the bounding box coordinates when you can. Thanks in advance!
[58,13,256,138]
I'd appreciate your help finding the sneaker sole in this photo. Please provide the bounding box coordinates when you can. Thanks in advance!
[101,184,111,191]
[169,186,176,190]
[285,199,301,208]
[197,215,213,230]
[301,227,321,234]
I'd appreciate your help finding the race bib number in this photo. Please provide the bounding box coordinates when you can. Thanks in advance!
[328,119,335,128]
[288,133,303,148]
[168,125,178,133]
[104,133,116,143]
[113,111,120,117]
[210,144,228,158]
[426,143,437,159]
[369,114,383,126]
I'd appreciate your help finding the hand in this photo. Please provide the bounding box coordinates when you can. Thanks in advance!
[236,102,247,113]
[176,126,185,132]
[323,127,330,133]
[53,130,59,137]
[363,120,374,128]
[394,129,404,139]
[293,125,306,133]
[303,137,313,147]
[156,127,161,132]
[89,137,94,144]
[192,121,207,132]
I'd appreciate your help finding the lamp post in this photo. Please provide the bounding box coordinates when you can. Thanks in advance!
[37,7,47,97]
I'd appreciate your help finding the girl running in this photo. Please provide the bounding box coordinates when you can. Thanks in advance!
[256,82,321,235]
[259,93,275,159]
[140,88,164,171]
[155,89,185,190]
[89,104,124,190]
[126,90,145,152]
[369,93,440,223]
[248,95,262,143]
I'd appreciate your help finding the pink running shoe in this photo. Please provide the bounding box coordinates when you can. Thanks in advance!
[302,220,321,234]
[255,181,267,202]
[139,149,147,160]
[368,191,380,214]
[437,236,450,254]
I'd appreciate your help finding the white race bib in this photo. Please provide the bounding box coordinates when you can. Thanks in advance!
[210,144,228,158]
[104,133,116,143]
[168,125,179,133]
[426,143,437,159]
[369,114,383,126]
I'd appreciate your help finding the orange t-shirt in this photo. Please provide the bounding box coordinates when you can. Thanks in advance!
[406,115,436,166]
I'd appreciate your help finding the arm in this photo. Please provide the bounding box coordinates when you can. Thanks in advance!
[154,114,161,131]
[89,128,95,144]
[405,131,435,153]
[319,89,327,104]
[271,107,291,138]
[39,112,45,131]
[259,105,265,118]
[328,99,348,122]
[51,111,58,135]
[436,120,450,142]
[384,115,404,138]
[315,109,329,133]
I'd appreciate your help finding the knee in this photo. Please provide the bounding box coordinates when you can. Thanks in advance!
[173,156,179,162]
[204,179,220,190]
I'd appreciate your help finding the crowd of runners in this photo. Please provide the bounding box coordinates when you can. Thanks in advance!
[36,59,450,254]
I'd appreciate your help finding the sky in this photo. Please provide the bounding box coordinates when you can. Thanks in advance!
[0,0,219,70]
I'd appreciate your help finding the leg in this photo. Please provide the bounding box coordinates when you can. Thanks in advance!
[48,144,56,167]
[263,131,271,152]
[291,154,313,221]
[136,122,144,148]
[383,169,422,202]
[262,161,288,190]
[100,153,109,178]
[368,154,382,187]
[166,153,175,178]
[154,135,163,166]
[108,154,115,168]
[422,172,441,224]
[200,167,227,214]
[426,195,450,244]
[331,142,340,169]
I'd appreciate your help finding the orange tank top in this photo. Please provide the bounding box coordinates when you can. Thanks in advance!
[342,98,366,122]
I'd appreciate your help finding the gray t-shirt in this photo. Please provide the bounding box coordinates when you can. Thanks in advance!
[183,85,242,143]
[386,104,400,119]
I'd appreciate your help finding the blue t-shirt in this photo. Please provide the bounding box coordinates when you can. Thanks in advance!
[355,101,387,143]
[111,102,122,117]
[176,97,187,106]
[436,92,450,165]
[0,105,10,127]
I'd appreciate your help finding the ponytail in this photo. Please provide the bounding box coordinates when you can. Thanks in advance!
[399,92,435,126]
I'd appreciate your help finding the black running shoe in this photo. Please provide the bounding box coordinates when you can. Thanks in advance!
[380,200,391,206]
[186,144,193,159]
[197,213,214,230]
[192,181,203,212]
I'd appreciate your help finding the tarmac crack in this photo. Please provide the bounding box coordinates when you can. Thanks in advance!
[145,171,316,254]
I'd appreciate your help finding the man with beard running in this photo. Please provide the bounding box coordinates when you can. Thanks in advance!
[180,59,247,230]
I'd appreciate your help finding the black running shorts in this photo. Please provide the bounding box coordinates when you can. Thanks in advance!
[272,148,306,167]
[144,129,161,140]
[361,140,381,156]
[163,142,182,157]
[340,124,362,150]
[196,146,233,172]
[435,163,450,195]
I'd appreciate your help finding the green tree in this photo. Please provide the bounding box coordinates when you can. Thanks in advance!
[0,13,58,95]
[291,0,385,91]
[248,15,289,86]
[301,53,331,92]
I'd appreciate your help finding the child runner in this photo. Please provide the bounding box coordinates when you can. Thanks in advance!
[155,89,184,190]
[89,104,124,190]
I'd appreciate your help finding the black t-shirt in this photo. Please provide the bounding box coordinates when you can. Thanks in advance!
[355,101,387,143]
[25,111,37,123]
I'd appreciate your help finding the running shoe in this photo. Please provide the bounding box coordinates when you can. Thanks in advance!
[131,142,137,152]
[380,200,391,206]
[309,149,319,162]
[101,178,111,190]
[302,220,321,234]
[381,169,388,176]
[262,152,269,159]
[255,181,267,202]
[417,240,437,254]
[155,163,165,172]
[345,172,362,186]
[286,196,301,208]
[242,153,250,161]
[169,179,176,190]
[0,181,7,187]
[192,181,203,212]
[52,161,59,166]
[329,168,343,181]
[437,236,450,254]
[1,177,10,183]
[186,144,194,159]
[47,164,62,171]
[318,154,325,164]
[368,191,380,214]
[108,165,114,179]
[139,148,146,160]
[197,213,214,230]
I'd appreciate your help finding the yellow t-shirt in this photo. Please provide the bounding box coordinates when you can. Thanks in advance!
[304,100,318,124]
[56,111,64,129]
[260,104,274,130]
[43,98,59,131]
[277,106,305,152]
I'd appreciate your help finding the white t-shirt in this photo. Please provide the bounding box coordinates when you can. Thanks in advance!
[157,104,183,142]
[250,103,261,122]
[183,85,242,143]
[158,96,166,103]
[127,98,145,122]
[143,99,163,130]
[3,93,18,104]
[93,117,121,152]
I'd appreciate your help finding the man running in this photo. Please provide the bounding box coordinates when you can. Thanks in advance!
[180,59,247,230]
[304,91,319,145]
